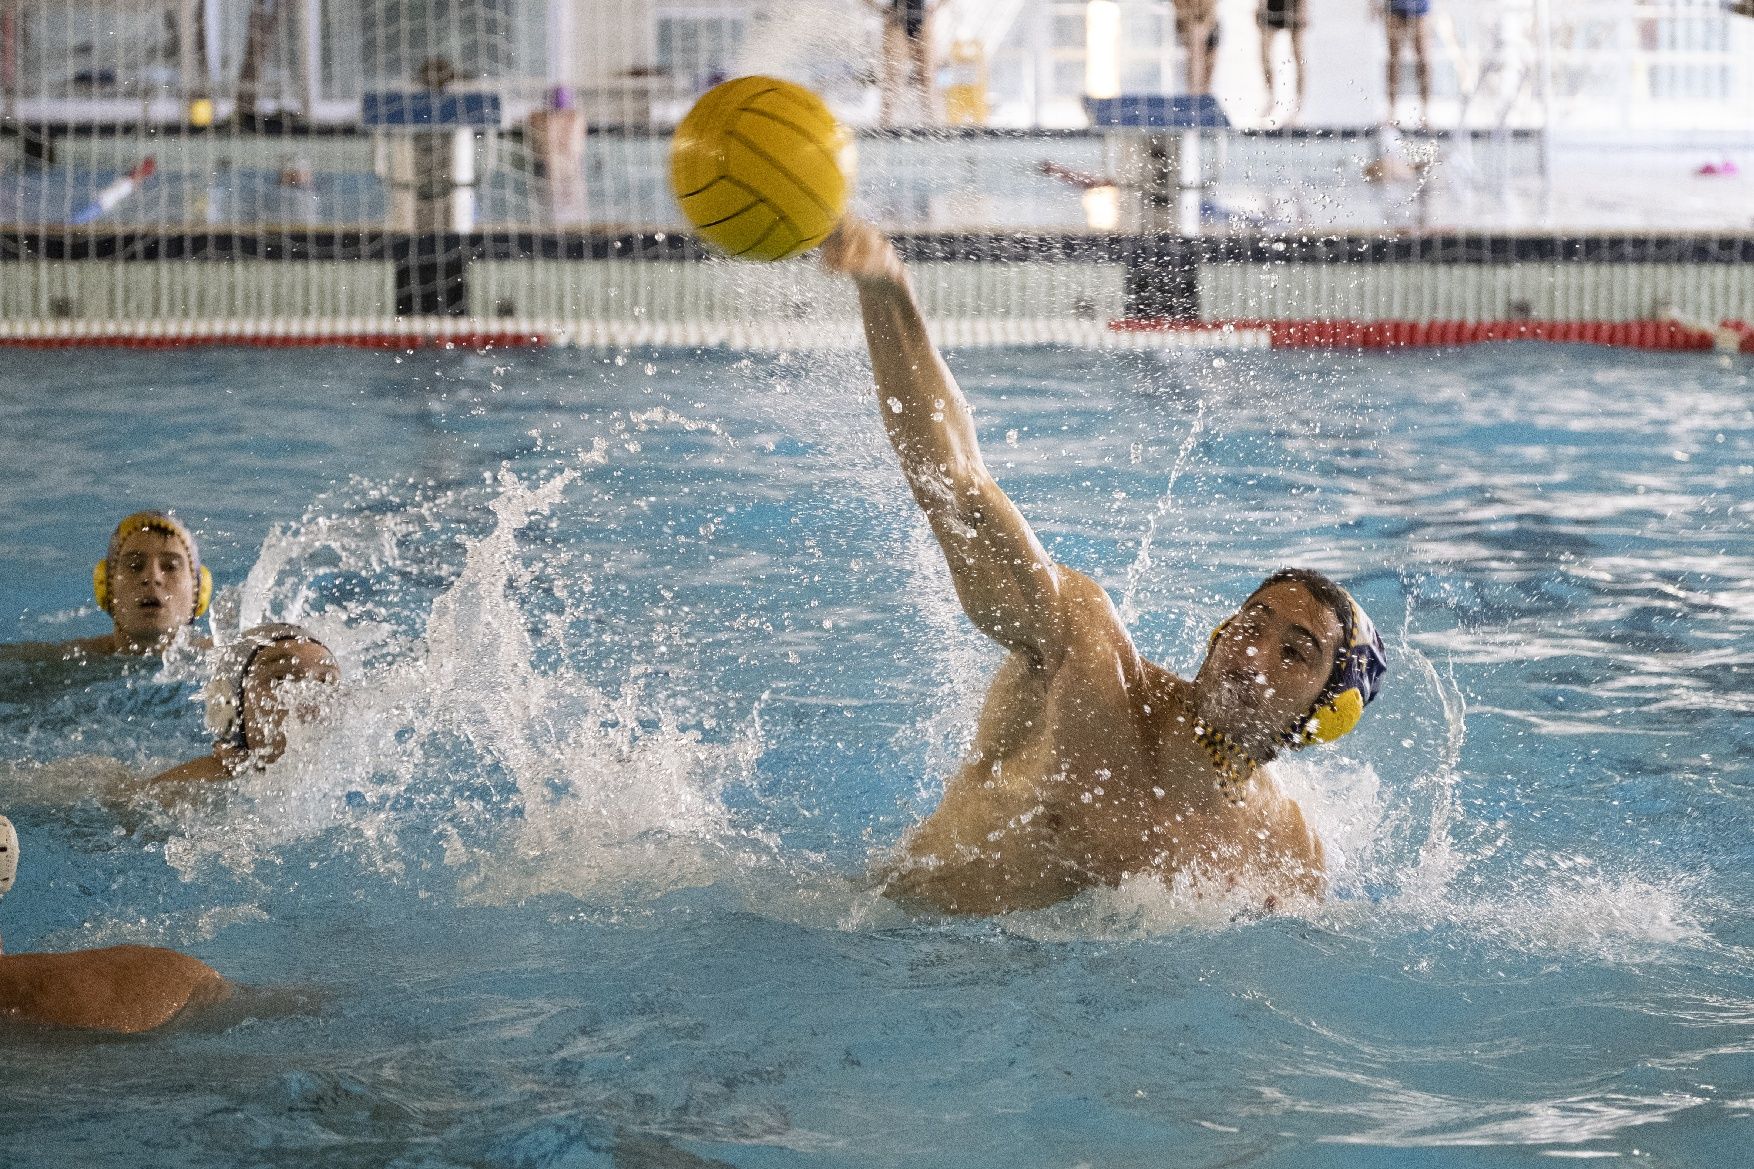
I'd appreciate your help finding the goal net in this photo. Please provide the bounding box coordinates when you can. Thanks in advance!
[0,0,1749,349]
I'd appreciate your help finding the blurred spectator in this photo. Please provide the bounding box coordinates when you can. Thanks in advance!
[418,55,459,92]
[528,86,588,225]
[1257,0,1307,124]
[871,0,939,125]
[1173,0,1221,96]
[1381,0,1433,127]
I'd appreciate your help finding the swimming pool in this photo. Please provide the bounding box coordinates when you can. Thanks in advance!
[1,339,1750,1166]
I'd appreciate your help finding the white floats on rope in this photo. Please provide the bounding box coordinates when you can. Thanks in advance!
[0,317,1275,351]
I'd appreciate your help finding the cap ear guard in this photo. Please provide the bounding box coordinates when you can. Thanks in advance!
[203,668,243,745]
[1298,598,1386,746]
[1301,685,1366,744]
[0,815,18,900]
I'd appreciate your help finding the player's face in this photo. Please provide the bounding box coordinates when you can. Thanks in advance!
[240,641,340,762]
[1194,581,1341,743]
[108,529,198,642]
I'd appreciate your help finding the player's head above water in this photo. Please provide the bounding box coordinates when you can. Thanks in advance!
[205,623,340,770]
[94,511,212,649]
[0,814,17,903]
[1191,569,1387,759]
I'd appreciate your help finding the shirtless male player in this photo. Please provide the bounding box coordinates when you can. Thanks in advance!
[2,510,213,661]
[821,218,1386,915]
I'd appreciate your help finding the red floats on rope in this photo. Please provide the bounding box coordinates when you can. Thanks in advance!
[1114,318,1727,352]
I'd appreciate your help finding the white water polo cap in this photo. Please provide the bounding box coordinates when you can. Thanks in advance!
[204,622,337,750]
[0,815,17,899]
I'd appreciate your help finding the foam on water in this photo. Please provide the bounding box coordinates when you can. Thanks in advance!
[1315,1085,1706,1149]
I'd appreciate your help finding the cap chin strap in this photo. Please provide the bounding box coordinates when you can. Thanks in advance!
[1191,718,1260,807]
[0,815,18,900]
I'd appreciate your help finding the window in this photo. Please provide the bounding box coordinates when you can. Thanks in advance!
[14,3,181,99]
[655,9,749,95]
[1121,59,1164,93]
[324,0,546,98]
[1052,58,1087,98]
[1051,12,1087,50]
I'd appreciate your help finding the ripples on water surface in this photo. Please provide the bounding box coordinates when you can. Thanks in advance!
[0,341,1750,1167]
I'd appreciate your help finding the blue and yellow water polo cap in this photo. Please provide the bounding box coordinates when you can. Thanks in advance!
[1299,592,1387,745]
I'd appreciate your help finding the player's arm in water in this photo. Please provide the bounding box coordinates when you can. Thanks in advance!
[0,816,229,1033]
[144,755,231,784]
[819,218,1127,668]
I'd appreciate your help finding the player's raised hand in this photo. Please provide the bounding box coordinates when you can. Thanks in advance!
[820,216,907,289]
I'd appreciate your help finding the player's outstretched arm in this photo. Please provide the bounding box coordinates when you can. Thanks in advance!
[822,218,1066,660]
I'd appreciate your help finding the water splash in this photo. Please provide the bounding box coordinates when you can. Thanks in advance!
[1120,397,1207,625]
[157,460,763,906]
[981,621,1702,961]
[61,358,1713,967]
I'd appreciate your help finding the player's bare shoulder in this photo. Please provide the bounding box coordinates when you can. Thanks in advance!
[1044,568,1144,675]
[1254,779,1327,897]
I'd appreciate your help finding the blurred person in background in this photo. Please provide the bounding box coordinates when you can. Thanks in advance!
[1257,0,1308,124]
[1174,0,1222,95]
[1382,0,1434,128]
[872,0,941,125]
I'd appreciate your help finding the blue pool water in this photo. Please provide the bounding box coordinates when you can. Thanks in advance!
[0,341,1750,1166]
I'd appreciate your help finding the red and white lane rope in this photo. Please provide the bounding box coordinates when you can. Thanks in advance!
[0,317,1747,353]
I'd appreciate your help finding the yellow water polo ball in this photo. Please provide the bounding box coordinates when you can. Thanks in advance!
[670,76,855,262]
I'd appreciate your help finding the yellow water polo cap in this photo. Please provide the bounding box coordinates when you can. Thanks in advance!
[93,510,213,619]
